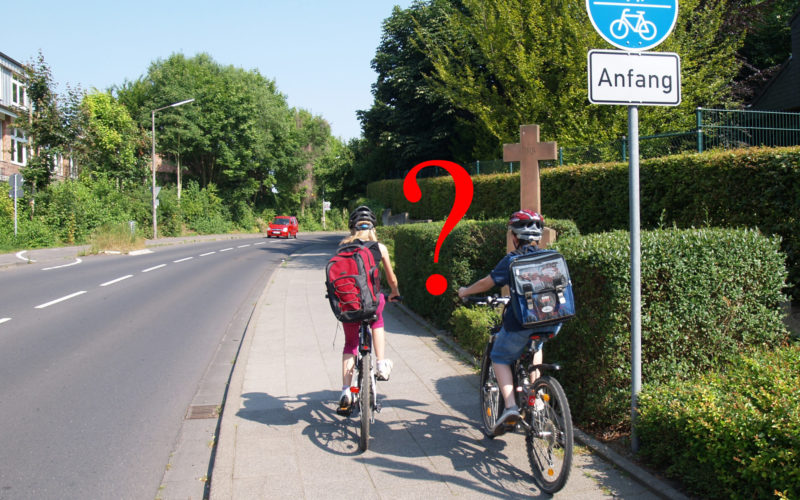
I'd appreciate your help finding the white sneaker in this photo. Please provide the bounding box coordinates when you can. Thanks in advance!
[377,359,393,381]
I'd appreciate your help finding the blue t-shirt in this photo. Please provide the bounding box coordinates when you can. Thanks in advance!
[490,244,559,334]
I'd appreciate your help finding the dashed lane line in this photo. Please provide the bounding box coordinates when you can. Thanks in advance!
[0,318,11,324]
[173,257,194,263]
[199,252,216,257]
[220,247,234,252]
[100,275,134,287]
[35,291,87,309]
[142,264,167,273]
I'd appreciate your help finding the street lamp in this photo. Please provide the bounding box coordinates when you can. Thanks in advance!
[151,98,195,239]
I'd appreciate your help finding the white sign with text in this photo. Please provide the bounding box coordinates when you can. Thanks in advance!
[588,50,681,106]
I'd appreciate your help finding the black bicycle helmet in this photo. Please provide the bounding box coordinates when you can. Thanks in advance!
[508,209,544,242]
[348,205,377,230]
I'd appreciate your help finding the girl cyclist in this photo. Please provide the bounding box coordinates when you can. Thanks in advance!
[337,206,401,415]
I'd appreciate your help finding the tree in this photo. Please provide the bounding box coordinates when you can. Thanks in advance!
[357,1,487,180]
[77,91,148,187]
[115,53,310,211]
[417,0,746,152]
[16,52,82,197]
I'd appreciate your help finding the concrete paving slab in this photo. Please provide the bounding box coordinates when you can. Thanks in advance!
[210,241,689,499]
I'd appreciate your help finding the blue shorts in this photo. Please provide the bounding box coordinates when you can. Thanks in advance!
[490,324,562,365]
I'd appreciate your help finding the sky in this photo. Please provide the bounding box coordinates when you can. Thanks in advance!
[3,0,415,142]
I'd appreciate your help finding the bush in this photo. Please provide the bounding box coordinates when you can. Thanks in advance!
[88,222,145,253]
[637,345,800,499]
[450,305,501,357]
[368,146,800,298]
[389,217,578,329]
[548,228,790,431]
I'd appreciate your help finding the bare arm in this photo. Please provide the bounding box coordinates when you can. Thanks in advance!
[378,243,400,300]
[457,275,496,299]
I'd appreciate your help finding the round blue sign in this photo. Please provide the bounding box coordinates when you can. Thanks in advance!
[586,0,678,51]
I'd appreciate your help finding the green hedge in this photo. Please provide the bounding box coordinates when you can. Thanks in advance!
[389,217,578,329]
[392,223,790,431]
[368,147,800,298]
[548,229,789,431]
[636,345,800,499]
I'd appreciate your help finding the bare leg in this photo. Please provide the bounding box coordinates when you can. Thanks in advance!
[530,349,543,382]
[372,326,386,362]
[342,353,355,387]
[493,361,516,408]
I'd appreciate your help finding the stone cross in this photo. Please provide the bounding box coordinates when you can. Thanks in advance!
[503,124,558,249]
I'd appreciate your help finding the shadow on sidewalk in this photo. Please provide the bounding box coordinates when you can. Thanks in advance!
[234,373,645,498]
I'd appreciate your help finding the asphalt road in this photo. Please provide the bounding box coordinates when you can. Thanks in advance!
[0,234,337,499]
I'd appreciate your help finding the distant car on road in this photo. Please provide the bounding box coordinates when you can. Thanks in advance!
[267,215,298,238]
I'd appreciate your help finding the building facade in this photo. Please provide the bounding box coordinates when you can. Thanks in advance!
[1,50,77,184]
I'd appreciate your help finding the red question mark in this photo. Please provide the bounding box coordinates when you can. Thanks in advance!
[403,160,474,296]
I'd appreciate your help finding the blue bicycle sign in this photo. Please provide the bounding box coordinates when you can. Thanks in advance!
[586,0,678,51]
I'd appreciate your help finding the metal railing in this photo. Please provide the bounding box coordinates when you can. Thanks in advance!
[389,108,800,179]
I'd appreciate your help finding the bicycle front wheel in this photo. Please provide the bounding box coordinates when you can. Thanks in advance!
[525,375,573,493]
[478,343,503,438]
[358,352,372,452]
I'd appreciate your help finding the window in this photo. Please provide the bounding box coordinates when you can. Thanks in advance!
[51,152,62,174]
[11,79,26,107]
[10,128,27,165]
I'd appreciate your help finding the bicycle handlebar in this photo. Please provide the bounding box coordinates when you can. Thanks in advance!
[461,295,510,306]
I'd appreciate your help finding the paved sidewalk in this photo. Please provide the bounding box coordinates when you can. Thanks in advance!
[210,245,687,499]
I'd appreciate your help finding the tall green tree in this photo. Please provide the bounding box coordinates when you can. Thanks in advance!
[77,91,148,186]
[357,1,487,180]
[115,53,309,210]
[17,52,82,196]
[418,0,745,150]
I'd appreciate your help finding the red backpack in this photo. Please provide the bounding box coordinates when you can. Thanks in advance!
[325,241,381,322]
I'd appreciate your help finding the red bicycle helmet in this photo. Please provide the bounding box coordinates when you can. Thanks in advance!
[508,209,544,242]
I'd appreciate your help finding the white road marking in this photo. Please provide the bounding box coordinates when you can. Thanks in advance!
[220,247,234,252]
[100,275,133,287]
[173,257,194,263]
[0,318,11,324]
[199,252,216,257]
[142,264,167,273]
[16,251,35,263]
[42,258,82,270]
[129,249,154,256]
[35,291,87,309]
[237,244,250,248]
[254,242,265,245]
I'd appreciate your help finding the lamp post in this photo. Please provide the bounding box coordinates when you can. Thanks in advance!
[151,98,194,239]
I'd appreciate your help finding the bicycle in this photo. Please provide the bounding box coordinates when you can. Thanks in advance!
[466,295,574,494]
[610,8,657,41]
[339,294,401,452]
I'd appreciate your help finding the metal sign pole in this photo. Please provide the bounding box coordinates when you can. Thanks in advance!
[628,105,642,453]
[13,186,18,237]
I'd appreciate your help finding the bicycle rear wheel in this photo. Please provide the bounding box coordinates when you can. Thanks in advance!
[525,375,573,493]
[478,343,504,438]
[358,352,372,451]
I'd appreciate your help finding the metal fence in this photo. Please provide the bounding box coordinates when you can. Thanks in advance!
[457,108,800,174]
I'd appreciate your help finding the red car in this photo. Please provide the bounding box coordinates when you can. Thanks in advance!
[267,215,298,238]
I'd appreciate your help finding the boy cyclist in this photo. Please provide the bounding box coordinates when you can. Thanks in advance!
[457,210,561,430]
[337,206,400,415]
